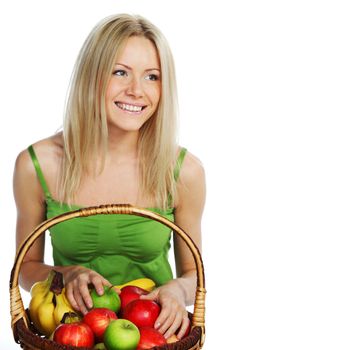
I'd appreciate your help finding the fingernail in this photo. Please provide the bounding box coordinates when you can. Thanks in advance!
[155,322,160,329]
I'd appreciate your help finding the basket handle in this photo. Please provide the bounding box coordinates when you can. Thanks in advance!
[10,204,206,347]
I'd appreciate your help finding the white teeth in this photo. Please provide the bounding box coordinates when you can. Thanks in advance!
[116,102,143,112]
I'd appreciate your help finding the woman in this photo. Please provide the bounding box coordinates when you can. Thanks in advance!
[13,13,205,339]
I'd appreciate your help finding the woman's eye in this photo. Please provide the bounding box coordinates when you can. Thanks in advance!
[145,74,159,81]
[113,69,127,76]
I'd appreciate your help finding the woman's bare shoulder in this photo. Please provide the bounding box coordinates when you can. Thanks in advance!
[14,132,64,180]
[175,148,205,206]
[179,148,205,184]
[29,132,63,159]
[174,148,206,221]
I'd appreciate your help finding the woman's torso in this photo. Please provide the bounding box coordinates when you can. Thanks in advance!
[28,135,187,286]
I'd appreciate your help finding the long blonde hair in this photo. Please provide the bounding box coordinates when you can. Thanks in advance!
[60,14,179,209]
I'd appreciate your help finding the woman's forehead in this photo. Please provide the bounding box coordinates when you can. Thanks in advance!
[114,36,160,69]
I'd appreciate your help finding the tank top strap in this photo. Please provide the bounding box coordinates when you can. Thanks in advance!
[27,145,52,200]
[174,147,187,182]
[167,147,187,208]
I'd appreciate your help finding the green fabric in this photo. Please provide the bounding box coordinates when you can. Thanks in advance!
[28,146,187,287]
[28,145,52,200]
[174,147,187,181]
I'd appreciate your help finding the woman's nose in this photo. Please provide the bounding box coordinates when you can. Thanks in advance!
[126,77,144,97]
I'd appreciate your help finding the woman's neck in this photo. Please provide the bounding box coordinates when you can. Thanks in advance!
[107,128,139,161]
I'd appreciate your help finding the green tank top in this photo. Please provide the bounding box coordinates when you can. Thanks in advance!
[28,145,187,287]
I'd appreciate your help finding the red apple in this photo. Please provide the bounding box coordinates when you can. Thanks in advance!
[122,299,160,328]
[136,327,166,349]
[120,286,149,311]
[83,307,118,341]
[53,321,94,347]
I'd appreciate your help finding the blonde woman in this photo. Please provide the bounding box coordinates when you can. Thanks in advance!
[13,14,205,339]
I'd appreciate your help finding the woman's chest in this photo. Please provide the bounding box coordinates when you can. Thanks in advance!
[49,212,174,263]
[67,162,150,207]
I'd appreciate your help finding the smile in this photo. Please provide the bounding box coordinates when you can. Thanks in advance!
[115,102,147,113]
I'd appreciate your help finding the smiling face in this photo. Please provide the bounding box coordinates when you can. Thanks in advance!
[105,35,161,134]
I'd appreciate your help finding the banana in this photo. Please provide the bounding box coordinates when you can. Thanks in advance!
[30,280,47,297]
[30,270,55,296]
[28,270,76,337]
[115,278,156,292]
[29,271,55,328]
[53,288,75,325]
[36,290,56,336]
[29,290,46,329]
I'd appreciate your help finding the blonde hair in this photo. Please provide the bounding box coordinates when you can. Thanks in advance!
[60,14,179,209]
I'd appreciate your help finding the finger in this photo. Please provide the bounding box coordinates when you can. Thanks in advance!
[156,306,176,334]
[176,313,190,339]
[91,276,106,296]
[65,284,79,311]
[164,310,184,339]
[140,289,158,301]
[112,286,121,294]
[101,277,112,287]
[78,280,94,310]
[154,305,169,330]
[73,286,89,315]
[98,275,113,288]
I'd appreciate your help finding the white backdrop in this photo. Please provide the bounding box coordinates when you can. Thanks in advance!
[1,0,350,349]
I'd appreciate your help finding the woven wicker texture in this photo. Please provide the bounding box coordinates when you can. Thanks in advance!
[10,204,206,349]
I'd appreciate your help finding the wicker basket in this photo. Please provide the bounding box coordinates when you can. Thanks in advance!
[10,204,206,350]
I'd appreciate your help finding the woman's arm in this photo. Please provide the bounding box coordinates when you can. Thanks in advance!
[13,147,111,314]
[173,151,205,305]
[14,148,53,290]
[142,151,206,339]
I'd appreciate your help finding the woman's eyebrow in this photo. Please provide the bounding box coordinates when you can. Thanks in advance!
[115,62,160,72]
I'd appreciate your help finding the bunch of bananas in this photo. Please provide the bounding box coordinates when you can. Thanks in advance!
[29,270,74,336]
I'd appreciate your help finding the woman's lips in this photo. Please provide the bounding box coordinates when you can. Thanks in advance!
[115,102,147,113]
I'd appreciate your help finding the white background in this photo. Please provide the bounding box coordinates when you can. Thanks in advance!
[1,0,350,349]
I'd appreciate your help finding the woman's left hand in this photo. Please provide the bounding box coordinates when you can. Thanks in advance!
[140,281,190,339]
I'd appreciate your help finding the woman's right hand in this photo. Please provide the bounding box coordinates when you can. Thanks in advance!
[61,265,112,314]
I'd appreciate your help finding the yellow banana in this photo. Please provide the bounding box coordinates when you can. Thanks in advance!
[30,270,55,296]
[53,288,75,325]
[62,290,75,314]
[115,278,156,292]
[29,271,55,329]
[29,291,46,329]
[36,290,56,336]
[30,280,47,297]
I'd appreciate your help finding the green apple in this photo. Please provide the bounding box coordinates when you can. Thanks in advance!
[90,286,121,313]
[94,343,107,349]
[104,319,140,350]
